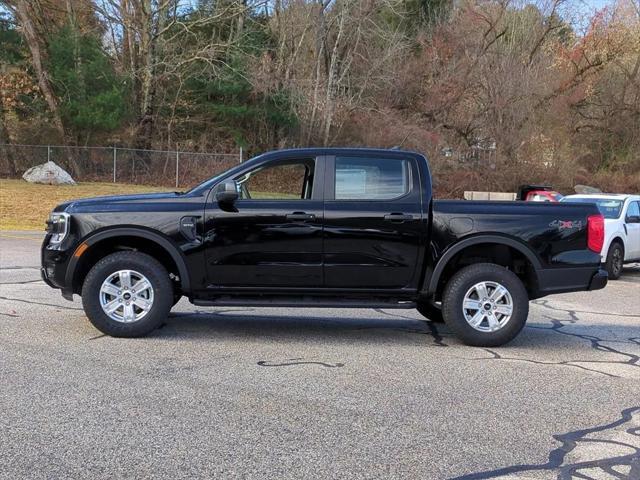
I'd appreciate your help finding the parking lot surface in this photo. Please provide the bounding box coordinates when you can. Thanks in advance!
[1,231,639,479]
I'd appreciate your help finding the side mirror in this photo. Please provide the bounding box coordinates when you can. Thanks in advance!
[215,180,239,204]
[626,215,640,224]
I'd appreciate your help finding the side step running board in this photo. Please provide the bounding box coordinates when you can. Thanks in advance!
[192,297,417,309]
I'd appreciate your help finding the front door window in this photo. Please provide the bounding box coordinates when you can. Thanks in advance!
[236,160,315,200]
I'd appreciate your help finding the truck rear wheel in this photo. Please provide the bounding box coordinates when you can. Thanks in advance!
[442,263,529,347]
[81,251,173,337]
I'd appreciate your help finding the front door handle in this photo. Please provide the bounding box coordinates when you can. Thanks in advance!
[286,212,315,221]
[384,213,415,222]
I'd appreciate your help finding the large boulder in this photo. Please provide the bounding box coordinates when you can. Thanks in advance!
[22,161,76,185]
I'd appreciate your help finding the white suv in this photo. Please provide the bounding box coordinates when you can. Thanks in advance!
[561,194,640,279]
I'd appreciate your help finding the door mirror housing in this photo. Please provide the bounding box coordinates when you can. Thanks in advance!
[626,215,640,224]
[216,180,239,204]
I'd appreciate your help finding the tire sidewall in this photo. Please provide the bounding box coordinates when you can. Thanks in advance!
[82,251,173,337]
[442,264,529,347]
[606,243,624,280]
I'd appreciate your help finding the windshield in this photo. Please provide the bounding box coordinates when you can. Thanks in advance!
[561,197,624,219]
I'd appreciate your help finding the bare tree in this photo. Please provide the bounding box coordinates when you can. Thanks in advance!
[5,0,66,142]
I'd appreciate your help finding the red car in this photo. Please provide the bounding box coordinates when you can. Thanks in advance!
[518,185,564,202]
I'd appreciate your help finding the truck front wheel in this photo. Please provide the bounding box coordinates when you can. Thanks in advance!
[442,263,529,347]
[81,251,173,337]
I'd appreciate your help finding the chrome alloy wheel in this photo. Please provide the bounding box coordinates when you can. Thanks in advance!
[99,270,154,323]
[462,281,513,332]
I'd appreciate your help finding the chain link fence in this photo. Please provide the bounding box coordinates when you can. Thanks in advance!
[0,144,243,188]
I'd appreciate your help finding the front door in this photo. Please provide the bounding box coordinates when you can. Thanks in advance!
[203,157,324,288]
[323,154,426,290]
[625,200,640,259]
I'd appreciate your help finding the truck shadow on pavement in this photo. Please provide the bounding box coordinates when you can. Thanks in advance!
[161,309,451,348]
[158,304,640,379]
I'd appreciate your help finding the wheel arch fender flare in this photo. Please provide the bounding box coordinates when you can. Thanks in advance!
[423,235,542,295]
[65,227,191,294]
[608,236,625,250]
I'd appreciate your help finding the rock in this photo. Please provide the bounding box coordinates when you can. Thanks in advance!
[22,161,76,185]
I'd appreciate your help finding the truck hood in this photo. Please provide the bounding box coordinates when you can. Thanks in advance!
[54,191,183,212]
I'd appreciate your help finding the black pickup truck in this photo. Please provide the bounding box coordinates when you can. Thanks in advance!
[42,148,607,346]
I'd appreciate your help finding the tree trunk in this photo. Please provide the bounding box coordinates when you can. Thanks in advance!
[306,3,329,145]
[121,0,138,108]
[13,0,65,142]
[12,0,82,175]
[322,9,346,146]
[0,101,20,174]
[135,0,168,150]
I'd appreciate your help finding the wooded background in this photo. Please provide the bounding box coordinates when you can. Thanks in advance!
[1,0,639,196]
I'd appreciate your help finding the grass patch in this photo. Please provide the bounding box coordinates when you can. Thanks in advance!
[0,179,173,231]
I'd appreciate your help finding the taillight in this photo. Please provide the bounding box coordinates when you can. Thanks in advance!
[587,214,604,253]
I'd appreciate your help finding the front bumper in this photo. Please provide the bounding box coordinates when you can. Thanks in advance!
[41,234,75,300]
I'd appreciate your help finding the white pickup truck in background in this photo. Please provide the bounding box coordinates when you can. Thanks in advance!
[561,194,640,279]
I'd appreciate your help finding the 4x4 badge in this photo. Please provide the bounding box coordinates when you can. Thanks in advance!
[549,219,583,230]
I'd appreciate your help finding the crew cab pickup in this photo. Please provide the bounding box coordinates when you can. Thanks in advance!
[42,148,608,346]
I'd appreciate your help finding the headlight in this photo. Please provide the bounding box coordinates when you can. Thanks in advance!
[46,212,70,244]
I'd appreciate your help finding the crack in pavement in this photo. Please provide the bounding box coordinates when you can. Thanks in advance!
[452,406,640,479]
[373,308,449,346]
[257,358,345,368]
[474,348,620,378]
[505,300,640,377]
[532,319,640,368]
[425,321,447,347]
[533,299,640,319]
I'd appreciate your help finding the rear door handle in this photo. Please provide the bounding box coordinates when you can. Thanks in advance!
[384,213,415,222]
[286,212,315,221]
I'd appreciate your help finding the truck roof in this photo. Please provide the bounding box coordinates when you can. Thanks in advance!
[256,147,421,157]
[563,193,640,201]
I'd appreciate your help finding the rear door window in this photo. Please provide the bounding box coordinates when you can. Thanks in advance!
[334,157,410,200]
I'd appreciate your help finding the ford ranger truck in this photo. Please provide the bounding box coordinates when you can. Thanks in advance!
[41,148,608,347]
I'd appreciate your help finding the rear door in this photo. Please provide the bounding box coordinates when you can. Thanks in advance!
[322,154,426,290]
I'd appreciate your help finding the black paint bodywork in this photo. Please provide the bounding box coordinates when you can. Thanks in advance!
[41,148,606,304]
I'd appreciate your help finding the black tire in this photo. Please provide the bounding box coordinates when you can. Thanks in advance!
[605,242,624,280]
[416,301,444,323]
[81,251,173,337]
[442,263,529,347]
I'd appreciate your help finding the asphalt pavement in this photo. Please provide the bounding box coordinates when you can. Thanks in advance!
[1,231,639,479]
